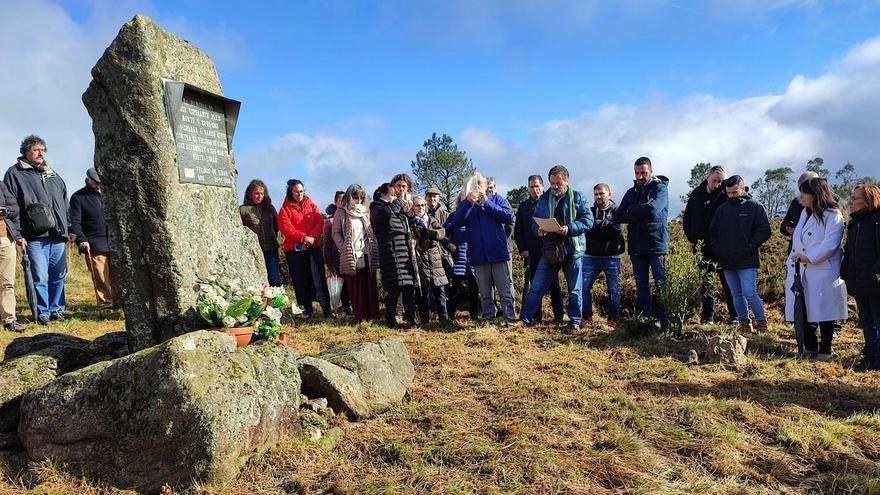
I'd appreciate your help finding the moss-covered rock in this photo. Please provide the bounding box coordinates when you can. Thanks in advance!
[298,337,414,420]
[18,330,301,493]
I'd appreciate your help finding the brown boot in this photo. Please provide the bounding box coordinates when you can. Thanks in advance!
[738,319,754,333]
[754,320,768,332]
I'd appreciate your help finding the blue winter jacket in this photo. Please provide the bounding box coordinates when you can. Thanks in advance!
[615,175,670,255]
[449,192,513,265]
[531,188,593,260]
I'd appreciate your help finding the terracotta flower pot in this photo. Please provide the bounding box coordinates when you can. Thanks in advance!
[215,326,254,348]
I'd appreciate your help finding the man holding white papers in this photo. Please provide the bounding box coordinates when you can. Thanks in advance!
[520,165,593,332]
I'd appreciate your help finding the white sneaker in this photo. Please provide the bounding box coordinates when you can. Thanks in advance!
[815,353,833,361]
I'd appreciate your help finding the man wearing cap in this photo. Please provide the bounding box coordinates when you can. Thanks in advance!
[4,135,70,324]
[70,167,117,310]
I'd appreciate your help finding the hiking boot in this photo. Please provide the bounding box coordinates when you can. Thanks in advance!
[754,320,769,332]
[738,319,754,333]
[50,312,65,322]
[37,315,50,326]
[4,320,24,333]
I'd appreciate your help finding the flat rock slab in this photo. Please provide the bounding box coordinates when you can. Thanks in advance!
[18,330,301,493]
[298,337,414,420]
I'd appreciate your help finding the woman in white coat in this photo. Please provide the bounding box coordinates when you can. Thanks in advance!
[785,177,848,360]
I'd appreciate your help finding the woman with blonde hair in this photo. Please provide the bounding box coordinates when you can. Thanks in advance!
[842,183,880,371]
[785,177,848,360]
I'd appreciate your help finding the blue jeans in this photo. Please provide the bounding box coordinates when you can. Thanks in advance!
[582,256,621,321]
[723,268,766,321]
[520,254,564,321]
[26,238,67,318]
[521,256,584,326]
[630,254,667,324]
[263,249,282,287]
[856,296,880,369]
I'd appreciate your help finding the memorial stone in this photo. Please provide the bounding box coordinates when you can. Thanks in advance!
[82,14,265,351]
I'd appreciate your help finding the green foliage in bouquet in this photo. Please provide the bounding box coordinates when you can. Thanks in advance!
[195,281,290,340]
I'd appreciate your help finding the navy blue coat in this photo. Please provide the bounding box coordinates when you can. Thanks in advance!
[513,196,541,256]
[616,176,670,255]
[69,185,109,253]
[449,192,513,265]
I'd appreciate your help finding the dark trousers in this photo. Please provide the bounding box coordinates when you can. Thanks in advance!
[856,296,880,369]
[804,320,836,354]
[449,274,480,319]
[263,249,283,287]
[417,284,449,324]
[286,248,330,317]
[386,286,416,327]
[521,254,564,322]
[701,264,737,323]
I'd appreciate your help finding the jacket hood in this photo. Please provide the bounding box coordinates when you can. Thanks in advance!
[593,199,617,210]
[633,175,669,188]
[727,193,754,205]
[16,157,53,173]
[282,195,315,211]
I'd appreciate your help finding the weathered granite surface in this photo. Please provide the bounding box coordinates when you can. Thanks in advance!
[18,330,300,493]
[82,14,264,350]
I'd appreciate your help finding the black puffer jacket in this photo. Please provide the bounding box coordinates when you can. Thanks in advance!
[413,214,448,287]
[841,209,880,297]
[370,198,415,289]
[585,201,624,257]
[683,180,727,260]
[708,194,771,270]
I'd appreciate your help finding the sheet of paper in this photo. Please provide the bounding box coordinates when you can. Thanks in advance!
[533,217,562,232]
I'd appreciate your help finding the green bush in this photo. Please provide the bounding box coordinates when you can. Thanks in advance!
[657,240,714,335]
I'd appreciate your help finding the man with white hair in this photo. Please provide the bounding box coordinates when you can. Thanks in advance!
[448,173,519,326]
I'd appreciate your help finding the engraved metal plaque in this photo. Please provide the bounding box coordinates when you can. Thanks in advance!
[163,82,241,187]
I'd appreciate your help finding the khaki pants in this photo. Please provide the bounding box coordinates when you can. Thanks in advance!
[85,252,117,308]
[0,237,16,323]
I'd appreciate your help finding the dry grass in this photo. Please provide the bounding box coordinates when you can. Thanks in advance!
[2,247,880,494]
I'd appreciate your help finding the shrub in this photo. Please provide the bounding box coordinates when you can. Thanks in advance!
[657,240,713,335]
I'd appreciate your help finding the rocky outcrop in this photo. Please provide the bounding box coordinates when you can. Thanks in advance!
[18,330,300,493]
[82,14,263,351]
[704,334,748,366]
[298,338,414,420]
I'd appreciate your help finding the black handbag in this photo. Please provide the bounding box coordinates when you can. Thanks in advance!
[542,236,567,269]
[25,203,56,236]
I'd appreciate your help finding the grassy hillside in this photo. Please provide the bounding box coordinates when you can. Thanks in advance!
[2,234,880,494]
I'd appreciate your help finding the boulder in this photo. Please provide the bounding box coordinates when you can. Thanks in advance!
[18,330,300,493]
[0,355,58,432]
[298,338,414,420]
[82,14,263,351]
[704,334,748,366]
[3,333,91,371]
[82,331,131,365]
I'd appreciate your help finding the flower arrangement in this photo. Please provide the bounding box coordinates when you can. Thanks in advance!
[195,281,290,340]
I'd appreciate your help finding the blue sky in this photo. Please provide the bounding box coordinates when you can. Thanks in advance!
[2,0,880,211]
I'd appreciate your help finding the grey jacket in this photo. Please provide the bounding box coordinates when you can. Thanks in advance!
[0,181,23,241]
[4,158,69,240]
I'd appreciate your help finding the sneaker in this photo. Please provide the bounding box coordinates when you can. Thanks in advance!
[4,320,24,333]
[504,320,522,328]
[568,323,580,333]
[608,320,618,329]
[815,353,833,362]
[50,312,65,322]
[37,316,50,326]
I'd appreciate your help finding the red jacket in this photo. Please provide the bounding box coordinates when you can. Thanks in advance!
[277,196,324,251]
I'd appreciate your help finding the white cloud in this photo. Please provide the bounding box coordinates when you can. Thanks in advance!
[460,34,880,213]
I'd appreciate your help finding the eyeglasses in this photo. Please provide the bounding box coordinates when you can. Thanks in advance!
[413,204,426,208]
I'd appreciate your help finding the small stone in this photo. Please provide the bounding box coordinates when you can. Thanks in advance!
[687,349,699,365]
[704,334,748,366]
[307,428,322,443]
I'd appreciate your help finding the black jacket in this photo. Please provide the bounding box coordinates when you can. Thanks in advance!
[780,197,803,254]
[239,199,279,252]
[370,198,415,289]
[69,185,109,253]
[616,176,670,255]
[585,200,624,257]
[514,196,541,256]
[841,209,880,297]
[0,181,22,241]
[708,194,771,270]
[683,181,727,260]
[4,159,68,240]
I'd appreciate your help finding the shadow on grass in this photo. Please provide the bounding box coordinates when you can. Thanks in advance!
[61,303,123,323]
[629,378,880,418]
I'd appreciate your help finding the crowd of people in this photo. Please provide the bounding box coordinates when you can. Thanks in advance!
[2,134,877,372]
[238,157,880,371]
